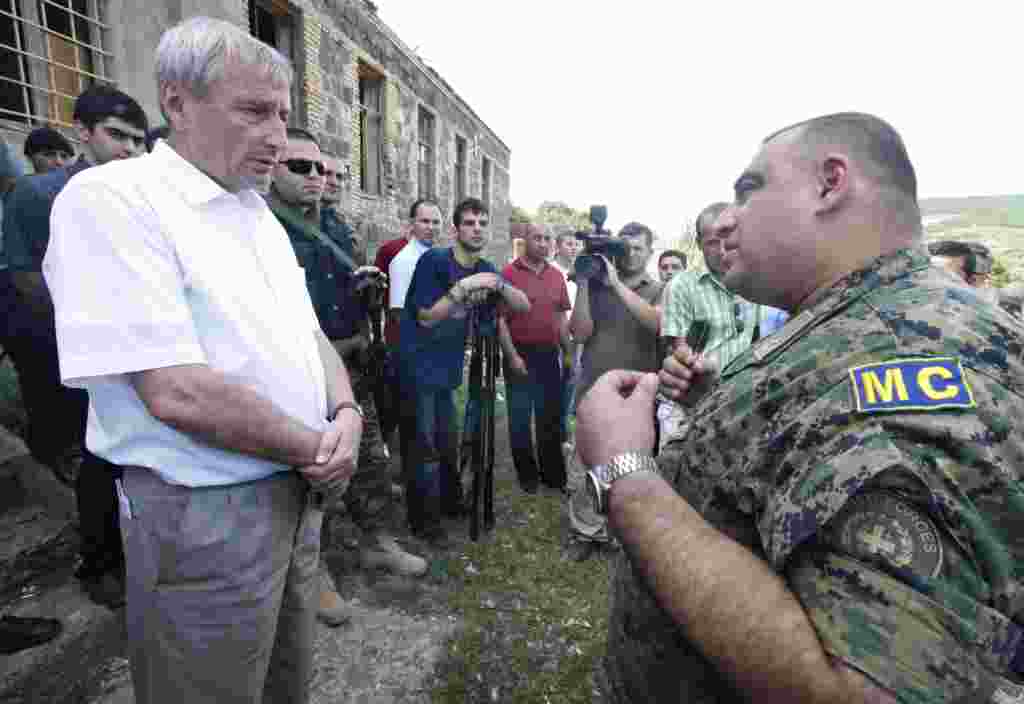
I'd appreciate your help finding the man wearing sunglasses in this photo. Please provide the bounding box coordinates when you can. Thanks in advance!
[269,129,428,630]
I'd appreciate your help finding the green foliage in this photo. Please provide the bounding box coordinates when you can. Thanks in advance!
[667,220,707,275]
[509,206,532,225]
[533,201,592,231]
[992,258,1014,289]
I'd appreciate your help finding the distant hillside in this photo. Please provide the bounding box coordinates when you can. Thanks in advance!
[921,194,1024,284]
[920,194,1024,216]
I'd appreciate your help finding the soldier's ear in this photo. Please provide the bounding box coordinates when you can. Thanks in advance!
[815,154,851,215]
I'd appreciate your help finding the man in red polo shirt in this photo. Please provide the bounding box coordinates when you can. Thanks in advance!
[498,223,571,493]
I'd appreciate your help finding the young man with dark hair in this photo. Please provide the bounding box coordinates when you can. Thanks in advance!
[3,84,147,609]
[657,249,687,283]
[23,127,74,174]
[398,197,529,541]
[498,223,571,493]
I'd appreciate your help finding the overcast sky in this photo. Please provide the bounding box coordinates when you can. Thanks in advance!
[381,1,1019,243]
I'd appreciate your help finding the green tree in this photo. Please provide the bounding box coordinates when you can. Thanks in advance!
[534,201,591,231]
[510,205,533,225]
[668,220,707,275]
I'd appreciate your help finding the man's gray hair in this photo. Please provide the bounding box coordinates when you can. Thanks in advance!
[155,16,293,102]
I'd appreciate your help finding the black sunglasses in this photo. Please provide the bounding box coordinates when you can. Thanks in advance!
[733,302,745,334]
[279,159,326,176]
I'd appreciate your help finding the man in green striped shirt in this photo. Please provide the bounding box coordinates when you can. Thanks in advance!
[661,202,776,369]
[658,202,785,446]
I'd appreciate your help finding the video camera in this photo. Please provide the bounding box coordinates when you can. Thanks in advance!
[573,205,627,284]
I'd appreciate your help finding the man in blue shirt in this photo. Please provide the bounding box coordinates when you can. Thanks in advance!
[398,197,530,542]
[3,85,147,609]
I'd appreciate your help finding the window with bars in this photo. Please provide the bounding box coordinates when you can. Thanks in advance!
[454,135,466,204]
[417,105,434,200]
[357,62,383,195]
[249,0,303,127]
[1,0,112,129]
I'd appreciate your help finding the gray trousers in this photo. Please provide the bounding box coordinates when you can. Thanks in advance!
[119,467,322,704]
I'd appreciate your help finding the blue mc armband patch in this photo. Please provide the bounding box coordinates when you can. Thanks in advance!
[848,357,976,413]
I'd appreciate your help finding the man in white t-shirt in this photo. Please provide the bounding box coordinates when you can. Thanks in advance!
[551,229,580,443]
[43,18,361,704]
[388,198,441,311]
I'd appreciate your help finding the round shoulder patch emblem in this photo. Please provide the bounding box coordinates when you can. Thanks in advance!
[829,491,944,578]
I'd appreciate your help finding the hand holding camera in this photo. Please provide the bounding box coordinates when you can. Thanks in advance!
[572,205,628,286]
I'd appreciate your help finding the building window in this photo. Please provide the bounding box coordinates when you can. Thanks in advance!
[454,135,466,204]
[250,0,303,125]
[357,62,383,195]
[1,0,112,128]
[417,105,435,200]
[481,155,492,212]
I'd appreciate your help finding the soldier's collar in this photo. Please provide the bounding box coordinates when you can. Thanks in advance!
[750,247,930,364]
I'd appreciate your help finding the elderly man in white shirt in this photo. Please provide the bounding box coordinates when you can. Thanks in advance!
[43,17,361,704]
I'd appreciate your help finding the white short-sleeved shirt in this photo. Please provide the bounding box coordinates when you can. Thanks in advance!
[551,260,577,313]
[43,142,327,487]
[388,236,431,309]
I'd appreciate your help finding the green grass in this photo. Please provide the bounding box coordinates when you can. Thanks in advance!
[432,479,609,703]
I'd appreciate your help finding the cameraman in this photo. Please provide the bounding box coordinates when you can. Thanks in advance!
[570,222,664,405]
[565,221,662,554]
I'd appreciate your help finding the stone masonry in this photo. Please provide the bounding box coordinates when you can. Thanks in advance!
[0,0,512,263]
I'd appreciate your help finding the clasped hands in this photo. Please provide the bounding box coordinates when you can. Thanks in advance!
[297,410,363,495]
[453,272,503,307]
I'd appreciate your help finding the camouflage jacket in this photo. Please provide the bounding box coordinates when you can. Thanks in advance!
[605,248,1024,704]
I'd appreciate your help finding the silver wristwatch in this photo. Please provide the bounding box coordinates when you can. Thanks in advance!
[586,452,659,515]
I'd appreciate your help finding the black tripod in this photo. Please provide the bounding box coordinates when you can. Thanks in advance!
[460,305,500,541]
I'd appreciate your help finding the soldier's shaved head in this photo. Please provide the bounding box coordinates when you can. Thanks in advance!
[767,112,920,226]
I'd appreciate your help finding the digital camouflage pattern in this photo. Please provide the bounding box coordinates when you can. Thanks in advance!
[324,365,395,534]
[605,248,1024,703]
[999,285,1024,323]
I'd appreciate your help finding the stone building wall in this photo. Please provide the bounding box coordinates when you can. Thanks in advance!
[306,0,512,262]
[1,0,511,263]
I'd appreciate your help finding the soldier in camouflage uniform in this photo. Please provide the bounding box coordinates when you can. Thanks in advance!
[269,129,427,628]
[577,112,1024,703]
[998,284,1024,322]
